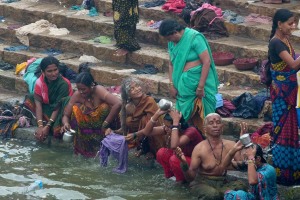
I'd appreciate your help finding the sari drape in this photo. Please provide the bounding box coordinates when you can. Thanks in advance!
[169,28,219,123]
[71,102,110,158]
[224,164,278,200]
[24,74,72,138]
[270,39,300,185]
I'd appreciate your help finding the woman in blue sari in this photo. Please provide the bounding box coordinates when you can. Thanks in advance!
[268,9,300,185]
[224,144,278,200]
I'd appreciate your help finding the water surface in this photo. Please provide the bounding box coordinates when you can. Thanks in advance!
[0,139,194,200]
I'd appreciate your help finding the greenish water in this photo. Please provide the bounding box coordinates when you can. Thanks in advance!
[0,139,194,200]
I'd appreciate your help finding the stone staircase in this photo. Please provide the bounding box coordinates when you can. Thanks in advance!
[0,0,298,140]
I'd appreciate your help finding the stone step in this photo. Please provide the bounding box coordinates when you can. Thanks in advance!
[0,20,266,89]
[2,0,300,62]
[0,87,265,141]
[220,0,300,18]
[0,42,262,99]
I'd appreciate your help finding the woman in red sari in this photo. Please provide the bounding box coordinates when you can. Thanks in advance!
[268,9,300,185]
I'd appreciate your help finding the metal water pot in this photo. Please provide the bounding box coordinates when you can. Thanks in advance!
[158,99,173,111]
[63,129,75,143]
[239,133,253,148]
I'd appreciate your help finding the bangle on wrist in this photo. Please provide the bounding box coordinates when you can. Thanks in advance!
[196,87,203,91]
[169,81,173,85]
[172,127,178,131]
[150,117,158,123]
[38,125,43,127]
[171,125,180,129]
[102,120,110,129]
[49,118,54,123]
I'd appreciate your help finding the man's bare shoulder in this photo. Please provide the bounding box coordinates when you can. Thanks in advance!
[193,139,207,152]
[222,139,236,149]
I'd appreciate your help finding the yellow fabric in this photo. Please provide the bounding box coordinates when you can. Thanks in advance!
[15,62,27,75]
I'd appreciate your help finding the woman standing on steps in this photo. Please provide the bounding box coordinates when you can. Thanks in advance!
[112,0,141,56]
[268,9,300,185]
[158,19,219,133]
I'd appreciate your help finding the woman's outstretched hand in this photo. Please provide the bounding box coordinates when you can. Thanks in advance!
[61,123,71,133]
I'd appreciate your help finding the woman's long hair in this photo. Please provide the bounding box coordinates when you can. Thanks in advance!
[269,9,293,40]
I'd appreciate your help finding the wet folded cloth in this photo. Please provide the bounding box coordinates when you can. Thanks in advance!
[4,45,29,52]
[88,7,99,17]
[70,5,83,10]
[42,48,62,56]
[131,64,159,74]
[149,20,162,29]
[143,0,165,8]
[93,36,112,44]
[1,0,20,3]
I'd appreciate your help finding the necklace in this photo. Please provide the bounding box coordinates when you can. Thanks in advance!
[207,139,223,166]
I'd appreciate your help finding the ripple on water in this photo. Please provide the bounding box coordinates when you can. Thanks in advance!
[0,140,193,200]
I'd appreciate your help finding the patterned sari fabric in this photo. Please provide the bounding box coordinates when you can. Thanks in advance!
[23,74,72,138]
[270,39,300,185]
[112,0,141,51]
[224,164,278,200]
[70,102,110,158]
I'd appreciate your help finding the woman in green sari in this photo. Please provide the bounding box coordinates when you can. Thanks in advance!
[24,56,73,142]
[159,19,219,133]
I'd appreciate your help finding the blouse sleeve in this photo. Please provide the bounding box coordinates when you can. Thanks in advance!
[192,35,208,55]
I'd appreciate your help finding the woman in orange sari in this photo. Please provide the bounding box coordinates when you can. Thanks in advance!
[62,67,122,158]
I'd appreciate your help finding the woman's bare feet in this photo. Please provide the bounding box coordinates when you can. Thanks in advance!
[114,48,129,56]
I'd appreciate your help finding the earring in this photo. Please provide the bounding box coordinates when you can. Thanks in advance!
[280,28,282,31]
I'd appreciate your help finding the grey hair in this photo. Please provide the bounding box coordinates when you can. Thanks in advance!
[120,77,145,134]
[204,113,222,125]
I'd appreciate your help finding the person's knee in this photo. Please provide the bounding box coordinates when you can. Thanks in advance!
[156,148,168,162]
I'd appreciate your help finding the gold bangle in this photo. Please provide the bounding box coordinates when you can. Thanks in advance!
[49,118,54,123]
[37,120,42,122]
[150,117,158,123]
[196,87,203,91]
[38,125,43,127]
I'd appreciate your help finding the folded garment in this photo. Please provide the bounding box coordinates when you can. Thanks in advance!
[70,5,83,10]
[42,48,62,56]
[144,0,165,8]
[93,36,112,44]
[149,20,162,29]
[4,45,29,52]
[131,64,159,74]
